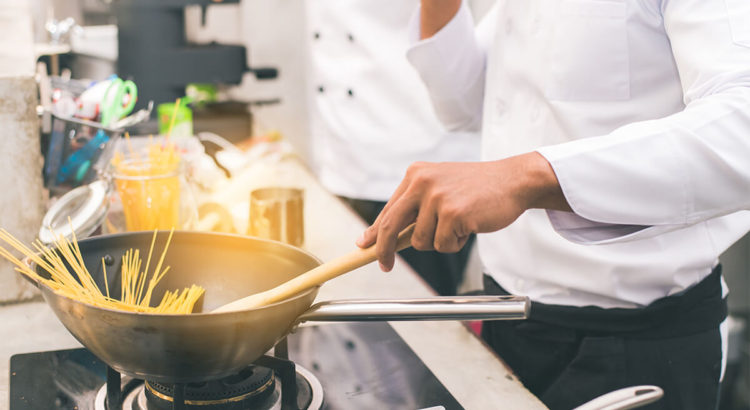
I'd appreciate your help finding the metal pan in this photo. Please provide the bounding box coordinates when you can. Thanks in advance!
[25,231,529,383]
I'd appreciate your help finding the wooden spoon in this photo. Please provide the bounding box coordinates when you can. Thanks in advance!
[212,224,416,313]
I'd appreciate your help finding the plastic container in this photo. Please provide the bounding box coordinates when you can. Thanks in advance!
[157,101,193,138]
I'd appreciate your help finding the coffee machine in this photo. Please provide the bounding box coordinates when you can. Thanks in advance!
[114,0,277,114]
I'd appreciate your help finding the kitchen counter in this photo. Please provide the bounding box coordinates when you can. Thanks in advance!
[0,145,546,410]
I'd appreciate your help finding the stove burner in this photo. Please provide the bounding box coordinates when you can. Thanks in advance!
[145,366,275,409]
[93,364,324,410]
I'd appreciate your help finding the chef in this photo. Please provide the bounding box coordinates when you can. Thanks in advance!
[357,0,750,408]
[304,0,483,295]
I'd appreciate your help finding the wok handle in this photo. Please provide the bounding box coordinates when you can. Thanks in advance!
[297,295,530,322]
[572,386,663,410]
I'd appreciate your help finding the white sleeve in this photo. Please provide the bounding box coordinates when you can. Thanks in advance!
[405,1,495,132]
[537,0,750,244]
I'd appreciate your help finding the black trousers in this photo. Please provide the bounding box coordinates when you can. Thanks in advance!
[340,197,475,296]
[481,266,727,410]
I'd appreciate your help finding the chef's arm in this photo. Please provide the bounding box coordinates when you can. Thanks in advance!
[405,1,497,132]
[537,0,750,244]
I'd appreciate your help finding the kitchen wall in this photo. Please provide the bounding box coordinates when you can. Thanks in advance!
[0,76,45,304]
[0,0,35,76]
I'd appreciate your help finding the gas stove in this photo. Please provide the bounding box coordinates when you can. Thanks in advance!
[9,322,462,409]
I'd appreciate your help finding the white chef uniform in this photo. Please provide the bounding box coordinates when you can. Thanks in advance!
[304,0,480,202]
[406,1,750,405]
[406,0,750,310]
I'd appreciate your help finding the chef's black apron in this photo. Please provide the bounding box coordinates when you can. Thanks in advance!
[339,197,475,296]
[481,265,727,410]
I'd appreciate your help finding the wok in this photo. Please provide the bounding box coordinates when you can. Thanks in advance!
[25,230,529,383]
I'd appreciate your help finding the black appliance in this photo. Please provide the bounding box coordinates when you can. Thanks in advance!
[9,322,462,410]
[114,0,278,114]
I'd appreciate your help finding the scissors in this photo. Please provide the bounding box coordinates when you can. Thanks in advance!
[99,77,137,127]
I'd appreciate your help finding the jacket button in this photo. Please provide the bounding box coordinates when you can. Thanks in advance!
[347,33,354,42]
[347,89,354,97]
[318,86,325,93]
[313,32,320,40]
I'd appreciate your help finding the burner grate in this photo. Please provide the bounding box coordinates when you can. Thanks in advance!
[147,367,273,401]
[101,338,316,410]
[144,366,275,409]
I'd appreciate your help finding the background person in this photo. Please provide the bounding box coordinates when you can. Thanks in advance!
[303,0,487,295]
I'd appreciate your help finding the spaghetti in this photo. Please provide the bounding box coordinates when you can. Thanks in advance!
[0,228,204,314]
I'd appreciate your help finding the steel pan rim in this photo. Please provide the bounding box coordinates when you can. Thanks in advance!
[35,283,320,318]
[30,229,323,317]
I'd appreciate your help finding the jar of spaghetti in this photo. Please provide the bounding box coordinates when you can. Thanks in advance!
[106,141,198,232]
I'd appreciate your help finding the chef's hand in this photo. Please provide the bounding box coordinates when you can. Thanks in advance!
[356,152,571,271]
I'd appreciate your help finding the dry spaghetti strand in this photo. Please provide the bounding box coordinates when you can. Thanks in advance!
[0,228,204,314]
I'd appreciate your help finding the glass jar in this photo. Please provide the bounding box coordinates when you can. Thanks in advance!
[106,157,198,233]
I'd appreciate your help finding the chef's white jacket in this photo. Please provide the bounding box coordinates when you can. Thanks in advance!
[304,0,480,202]
[407,0,750,308]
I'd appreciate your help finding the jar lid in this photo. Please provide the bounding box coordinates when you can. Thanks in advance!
[39,180,110,245]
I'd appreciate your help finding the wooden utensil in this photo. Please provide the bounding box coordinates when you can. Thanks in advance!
[212,224,415,313]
